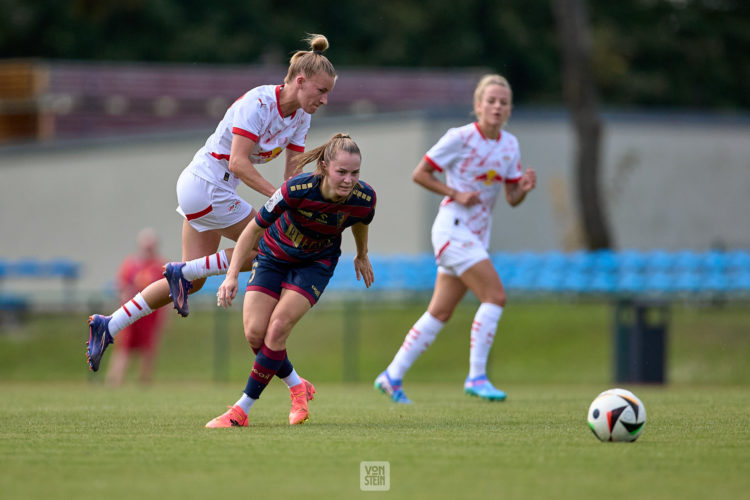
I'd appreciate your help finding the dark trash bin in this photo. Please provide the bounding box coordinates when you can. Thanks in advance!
[613,299,669,384]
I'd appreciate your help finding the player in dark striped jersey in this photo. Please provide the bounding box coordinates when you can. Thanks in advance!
[206,133,375,427]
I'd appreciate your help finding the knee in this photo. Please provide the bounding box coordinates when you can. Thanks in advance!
[243,321,265,350]
[245,331,264,351]
[428,308,453,323]
[265,317,293,348]
[491,292,506,308]
[479,289,506,307]
[267,316,293,337]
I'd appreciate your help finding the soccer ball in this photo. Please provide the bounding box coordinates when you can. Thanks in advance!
[587,388,646,442]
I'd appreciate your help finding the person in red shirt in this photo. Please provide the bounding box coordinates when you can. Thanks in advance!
[106,228,168,386]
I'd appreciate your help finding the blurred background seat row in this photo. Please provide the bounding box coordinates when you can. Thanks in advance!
[4,250,749,305]
[195,249,750,298]
[329,249,750,297]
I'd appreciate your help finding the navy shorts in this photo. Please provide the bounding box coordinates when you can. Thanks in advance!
[245,253,337,306]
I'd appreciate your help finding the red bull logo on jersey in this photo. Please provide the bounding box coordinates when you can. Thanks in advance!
[256,146,283,162]
[474,169,503,186]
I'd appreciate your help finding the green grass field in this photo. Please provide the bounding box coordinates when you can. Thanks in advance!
[1,301,749,499]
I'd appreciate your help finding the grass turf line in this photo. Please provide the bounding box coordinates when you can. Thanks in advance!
[0,382,748,500]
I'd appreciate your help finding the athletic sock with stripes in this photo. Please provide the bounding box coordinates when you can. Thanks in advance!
[244,345,286,400]
[181,250,229,281]
[108,293,153,337]
[387,311,444,380]
[469,303,503,379]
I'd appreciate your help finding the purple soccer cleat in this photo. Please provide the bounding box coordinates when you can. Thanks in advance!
[86,314,114,372]
[163,262,193,317]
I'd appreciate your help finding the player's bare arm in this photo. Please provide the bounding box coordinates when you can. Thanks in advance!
[505,167,537,207]
[228,134,277,197]
[284,149,304,180]
[351,222,374,288]
[217,219,264,308]
[412,158,481,207]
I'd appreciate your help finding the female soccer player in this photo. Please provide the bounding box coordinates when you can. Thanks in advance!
[374,74,537,403]
[205,133,375,427]
[87,34,335,406]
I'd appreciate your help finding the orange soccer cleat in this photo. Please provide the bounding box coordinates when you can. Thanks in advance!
[300,377,316,402]
[288,382,311,425]
[205,405,248,428]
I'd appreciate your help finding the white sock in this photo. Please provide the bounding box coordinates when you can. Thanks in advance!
[386,311,444,381]
[235,393,256,414]
[181,250,229,281]
[469,303,503,379]
[282,369,302,389]
[108,293,153,337]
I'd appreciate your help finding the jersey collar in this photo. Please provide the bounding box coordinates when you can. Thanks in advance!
[474,122,501,141]
[275,85,297,119]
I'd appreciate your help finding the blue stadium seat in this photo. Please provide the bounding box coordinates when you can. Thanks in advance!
[491,252,515,273]
[703,273,728,293]
[673,250,701,272]
[616,271,645,294]
[644,250,673,273]
[515,251,544,269]
[590,271,616,294]
[535,269,564,293]
[566,250,595,274]
[619,250,647,273]
[9,259,45,277]
[561,271,590,294]
[496,266,517,285]
[505,268,537,292]
[644,272,675,294]
[726,250,750,273]
[540,250,568,272]
[0,258,80,280]
[366,255,392,290]
[701,250,728,273]
[46,259,81,280]
[673,271,701,294]
[592,249,618,274]
[728,272,750,292]
[401,255,436,291]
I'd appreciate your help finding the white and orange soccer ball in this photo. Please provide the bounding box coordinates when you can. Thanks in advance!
[587,388,646,442]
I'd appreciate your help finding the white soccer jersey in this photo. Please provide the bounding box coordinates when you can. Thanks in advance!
[187,84,311,190]
[425,122,523,248]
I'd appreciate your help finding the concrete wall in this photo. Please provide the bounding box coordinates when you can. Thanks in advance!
[1,111,749,293]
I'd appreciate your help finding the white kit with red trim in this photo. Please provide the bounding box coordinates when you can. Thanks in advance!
[425,122,523,248]
[186,84,311,190]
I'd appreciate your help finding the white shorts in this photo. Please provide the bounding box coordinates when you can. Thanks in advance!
[175,170,253,232]
[431,212,490,277]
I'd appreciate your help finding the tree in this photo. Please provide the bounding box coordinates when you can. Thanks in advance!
[551,0,612,249]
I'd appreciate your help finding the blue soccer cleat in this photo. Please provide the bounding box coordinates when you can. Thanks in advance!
[464,375,507,401]
[163,262,192,317]
[374,371,412,404]
[86,314,114,372]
